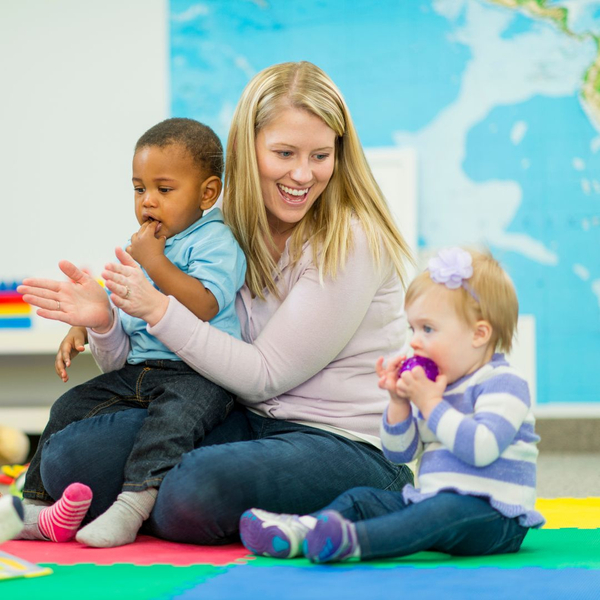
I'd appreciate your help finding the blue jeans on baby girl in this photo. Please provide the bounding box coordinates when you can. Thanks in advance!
[23,360,234,502]
[321,486,529,560]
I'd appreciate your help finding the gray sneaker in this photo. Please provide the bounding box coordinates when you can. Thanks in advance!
[239,508,316,558]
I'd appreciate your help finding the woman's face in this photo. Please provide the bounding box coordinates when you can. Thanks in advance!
[255,106,337,233]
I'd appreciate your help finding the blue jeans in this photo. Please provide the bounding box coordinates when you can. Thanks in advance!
[39,405,413,545]
[24,361,233,501]
[322,486,529,560]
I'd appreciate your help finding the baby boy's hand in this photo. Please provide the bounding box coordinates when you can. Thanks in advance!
[128,221,166,268]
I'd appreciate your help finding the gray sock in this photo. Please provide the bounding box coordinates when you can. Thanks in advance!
[76,488,158,548]
[15,502,51,540]
[22,498,50,507]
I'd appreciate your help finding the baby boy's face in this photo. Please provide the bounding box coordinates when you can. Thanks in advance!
[132,144,206,239]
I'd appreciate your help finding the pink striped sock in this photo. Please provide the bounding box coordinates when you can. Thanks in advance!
[38,483,93,542]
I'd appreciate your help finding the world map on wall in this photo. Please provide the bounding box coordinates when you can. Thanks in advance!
[170,0,600,407]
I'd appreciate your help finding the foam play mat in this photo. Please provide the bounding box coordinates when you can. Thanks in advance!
[0,498,598,599]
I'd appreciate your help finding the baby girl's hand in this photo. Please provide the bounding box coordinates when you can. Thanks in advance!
[376,355,412,425]
[376,355,407,399]
[396,367,448,419]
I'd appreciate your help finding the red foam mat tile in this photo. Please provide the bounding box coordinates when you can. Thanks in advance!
[0,536,251,566]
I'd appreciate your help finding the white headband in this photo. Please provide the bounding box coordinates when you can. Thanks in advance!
[428,247,479,302]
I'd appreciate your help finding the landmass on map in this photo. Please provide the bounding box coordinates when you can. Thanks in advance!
[488,0,600,129]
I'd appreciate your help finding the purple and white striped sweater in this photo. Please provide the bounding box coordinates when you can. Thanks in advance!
[380,353,545,528]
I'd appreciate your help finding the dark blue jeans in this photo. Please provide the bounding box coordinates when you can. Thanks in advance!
[24,361,233,502]
[322,486,529,560]
[39,405,414,545]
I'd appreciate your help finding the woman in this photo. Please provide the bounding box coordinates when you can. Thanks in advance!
[19,61,414,545]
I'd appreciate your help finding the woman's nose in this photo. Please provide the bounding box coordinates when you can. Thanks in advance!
[289,160,312,184]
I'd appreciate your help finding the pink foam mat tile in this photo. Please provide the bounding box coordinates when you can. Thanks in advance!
[0,536,253,566]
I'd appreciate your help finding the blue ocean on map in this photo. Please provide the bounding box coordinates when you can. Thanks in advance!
[170,0,600,407]
[171,0,470,143]
[464,94,600,402]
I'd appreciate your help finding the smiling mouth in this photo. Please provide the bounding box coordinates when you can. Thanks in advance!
[277,184,310,204]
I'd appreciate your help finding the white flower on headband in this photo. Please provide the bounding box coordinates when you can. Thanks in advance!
[428,247,473,290]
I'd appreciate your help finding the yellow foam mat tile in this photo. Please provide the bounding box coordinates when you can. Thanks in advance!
[536,497,600,529]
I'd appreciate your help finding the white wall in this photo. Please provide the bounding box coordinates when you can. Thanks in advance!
[1,0,169,283]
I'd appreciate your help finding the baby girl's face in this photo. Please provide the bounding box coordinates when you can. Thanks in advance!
[406,286,485,385]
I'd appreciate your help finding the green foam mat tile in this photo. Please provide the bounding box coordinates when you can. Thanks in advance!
[249,528,600,570]
[0,564,228,599]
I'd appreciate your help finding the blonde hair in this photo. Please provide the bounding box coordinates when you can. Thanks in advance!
[404,249,519,353]
[223,61,412,299]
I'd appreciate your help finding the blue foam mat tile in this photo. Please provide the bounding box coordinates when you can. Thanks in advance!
[173,564,600,600]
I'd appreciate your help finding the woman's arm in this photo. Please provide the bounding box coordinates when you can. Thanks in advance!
[146,224,395,401]
[87,307,130,372]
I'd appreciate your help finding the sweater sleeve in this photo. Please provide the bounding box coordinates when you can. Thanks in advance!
[87,307,130,373]
[427,369,531,467]
[148,225,389,403]
[380,406,422,464]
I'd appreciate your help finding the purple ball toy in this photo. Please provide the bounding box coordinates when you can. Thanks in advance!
[398,356,439,382]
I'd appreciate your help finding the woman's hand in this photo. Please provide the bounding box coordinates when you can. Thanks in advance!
[55,326,88,382]
[17,261,113,331]
[102,247,169,326]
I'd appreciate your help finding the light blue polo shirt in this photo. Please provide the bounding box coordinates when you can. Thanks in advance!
[120,208,246,364]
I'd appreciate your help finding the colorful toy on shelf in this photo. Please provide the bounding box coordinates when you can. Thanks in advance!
[0,282,32,329]
[398,356,439,382]
[0,464,28,498]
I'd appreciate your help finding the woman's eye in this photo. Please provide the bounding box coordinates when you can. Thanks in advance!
[314,153,329,161]
[278,151,292,158]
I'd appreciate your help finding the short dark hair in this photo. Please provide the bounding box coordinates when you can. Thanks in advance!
[135,118,224,179]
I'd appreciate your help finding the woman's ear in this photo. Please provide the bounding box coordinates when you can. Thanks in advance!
[473,320,493,348]
[199,176,223,210]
